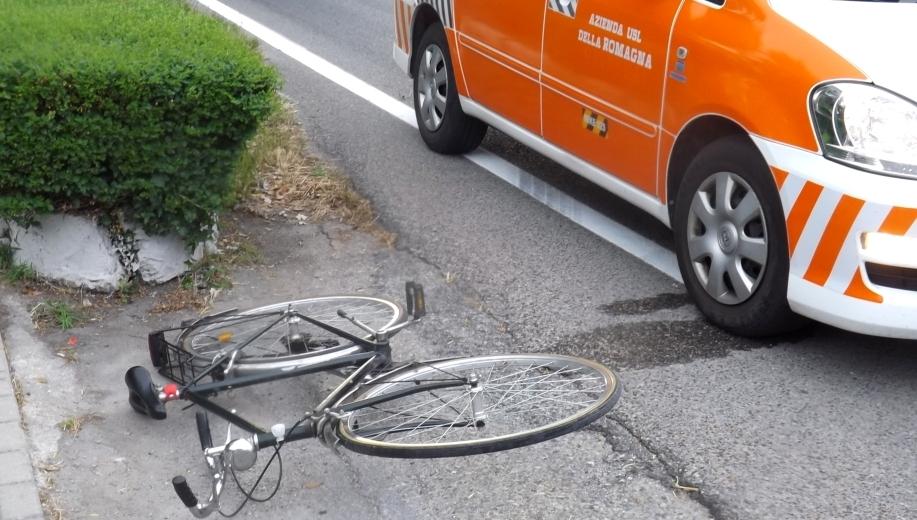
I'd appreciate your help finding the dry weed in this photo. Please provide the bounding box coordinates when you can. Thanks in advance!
[239,102,396,246]
[39,477,65,520]
[57,413,102,434]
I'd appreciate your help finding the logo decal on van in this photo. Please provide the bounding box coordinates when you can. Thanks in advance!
[581,109,608,138]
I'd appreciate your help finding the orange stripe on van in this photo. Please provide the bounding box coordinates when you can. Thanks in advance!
[785,182,823,255]
[844,268,883,303]
[803,195,865,286]
[394,0,405,50]
[403,2,413,50]
[402,2,412,51]
[878,207,917,235]
[771,167,789,190]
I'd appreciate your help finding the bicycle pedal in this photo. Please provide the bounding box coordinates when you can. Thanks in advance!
[405,281,426,320]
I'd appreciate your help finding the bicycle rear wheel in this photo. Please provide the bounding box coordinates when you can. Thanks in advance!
[178,296,406,371]
[336,354,620,458]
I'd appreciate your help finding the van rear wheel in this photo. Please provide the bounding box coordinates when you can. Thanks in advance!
[412,23,486,154]
[673,135,806,337]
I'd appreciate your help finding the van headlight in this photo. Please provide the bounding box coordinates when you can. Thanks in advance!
[811,82,917,178]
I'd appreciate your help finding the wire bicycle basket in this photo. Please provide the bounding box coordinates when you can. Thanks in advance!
[148,330,211,385]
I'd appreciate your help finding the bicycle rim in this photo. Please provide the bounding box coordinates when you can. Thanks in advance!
[178,296,405,366]
[336,354,620,458]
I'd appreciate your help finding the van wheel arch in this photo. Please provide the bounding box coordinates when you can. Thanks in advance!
[666,116,752,221]
[409,4,441,78]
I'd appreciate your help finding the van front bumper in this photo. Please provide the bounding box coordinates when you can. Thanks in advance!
[752,135,917,340]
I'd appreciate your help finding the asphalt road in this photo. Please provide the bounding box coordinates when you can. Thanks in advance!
[5,1,916,519]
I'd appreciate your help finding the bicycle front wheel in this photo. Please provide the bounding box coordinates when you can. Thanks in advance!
[178,295,406,371]
[336,354,620,458]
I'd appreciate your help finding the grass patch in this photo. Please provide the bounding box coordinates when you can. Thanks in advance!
[0,243,39,285]
[57,414,101,435]
[151,227,260,314]
[237,101,396,246]
[5,262,37,283]
[116,278,140,304]
[180,256,233,292]
[31,301,83,331]
[0,242,12,270]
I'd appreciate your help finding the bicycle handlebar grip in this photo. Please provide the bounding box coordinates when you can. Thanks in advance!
[172,476,198,508]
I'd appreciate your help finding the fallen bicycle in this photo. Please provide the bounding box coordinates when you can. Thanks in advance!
[125,282,621,517]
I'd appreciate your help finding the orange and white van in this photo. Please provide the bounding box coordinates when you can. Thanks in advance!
[392,0,917,339]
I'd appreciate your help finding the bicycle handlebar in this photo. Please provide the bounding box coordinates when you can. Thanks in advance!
[172,420,320,517]
[172,477,198,508]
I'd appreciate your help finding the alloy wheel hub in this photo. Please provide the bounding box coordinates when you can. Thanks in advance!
[417,44,448,132]
[686,171,769,305]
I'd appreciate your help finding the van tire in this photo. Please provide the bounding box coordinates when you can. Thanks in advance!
[412,23,487,155]
[673,135,807,337]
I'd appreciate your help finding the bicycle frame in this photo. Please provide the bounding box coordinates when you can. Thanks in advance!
[134,284,483,516]
[168,331,473,518]
[155,305,393,432]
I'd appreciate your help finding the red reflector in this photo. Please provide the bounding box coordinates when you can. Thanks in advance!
[163,383,179,398]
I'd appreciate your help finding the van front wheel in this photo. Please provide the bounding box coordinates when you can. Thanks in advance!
[673,135,806,337]
[412,23,486,154]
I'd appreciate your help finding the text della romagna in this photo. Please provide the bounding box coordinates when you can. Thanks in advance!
[578,13,653,70]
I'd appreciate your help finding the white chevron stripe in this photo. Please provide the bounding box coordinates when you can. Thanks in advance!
[790,189,842,276]
[778,174,805,219]
[824,203,888,294]
[423,0,452,28]
[567,0,578,16]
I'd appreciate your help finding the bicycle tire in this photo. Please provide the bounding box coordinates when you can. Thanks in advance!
[335,354,620,458]
[177,296,406,371]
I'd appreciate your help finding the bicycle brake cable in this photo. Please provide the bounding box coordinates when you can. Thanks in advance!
[218,413,312,517]
[219,447,283,518]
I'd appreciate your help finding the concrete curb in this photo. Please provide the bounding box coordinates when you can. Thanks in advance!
[0,332,44,520]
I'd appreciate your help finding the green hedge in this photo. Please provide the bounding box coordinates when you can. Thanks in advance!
[0,0,279,244]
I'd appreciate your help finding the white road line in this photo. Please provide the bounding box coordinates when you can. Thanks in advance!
[196,0,682,282]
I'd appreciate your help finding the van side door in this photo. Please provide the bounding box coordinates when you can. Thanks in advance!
[540,0,682,196]
[455,0,547,133]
